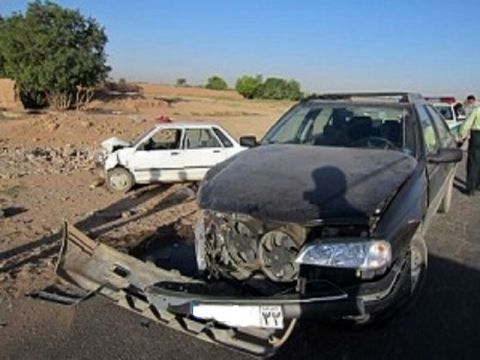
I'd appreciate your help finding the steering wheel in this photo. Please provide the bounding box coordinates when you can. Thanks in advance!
[352,136,399,150]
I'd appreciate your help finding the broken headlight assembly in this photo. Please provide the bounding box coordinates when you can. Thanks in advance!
[197,210,390,285]
[295,239,391,274]
[95,150,107,166]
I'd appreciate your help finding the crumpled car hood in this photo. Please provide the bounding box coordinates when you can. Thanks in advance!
[101,137,131,153]
[198,145,417,224]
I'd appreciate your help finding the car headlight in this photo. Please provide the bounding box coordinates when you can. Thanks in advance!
[295,239,391,271]
[95,150,107,165]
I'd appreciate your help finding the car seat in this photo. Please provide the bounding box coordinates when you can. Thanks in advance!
[319,109,351,146]
[381,120,402,147]
[348,116,373,141]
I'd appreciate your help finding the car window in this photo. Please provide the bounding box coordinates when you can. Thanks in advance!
[184,128,221,149]
[263,102,413,154]
[212,127,233,147]
[141,128,182,151]
[426,105,453,144]
[131,127,155,146]
[264,105,312,144]
[433,104,454,121]
[416,106,439,154]
[454,103,466,118]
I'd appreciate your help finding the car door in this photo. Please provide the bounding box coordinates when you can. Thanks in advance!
[416,105,448,213]
[129,127,186,182]
[426,105,456,148]
[183,128,226,180]
[426,103,457,184]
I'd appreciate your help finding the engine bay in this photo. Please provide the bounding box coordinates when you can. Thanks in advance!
[194,211,372,296]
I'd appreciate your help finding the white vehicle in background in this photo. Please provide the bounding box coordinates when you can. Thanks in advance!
[98,122,246,192]
[425,96,465,133]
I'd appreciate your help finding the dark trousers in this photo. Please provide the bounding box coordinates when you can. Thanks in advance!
[467,130,480,194]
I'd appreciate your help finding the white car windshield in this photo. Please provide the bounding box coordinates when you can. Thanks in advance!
[131,127,157,146]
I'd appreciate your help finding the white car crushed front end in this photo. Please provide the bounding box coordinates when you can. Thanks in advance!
[101,137,131,153]
[96,137,134,175]
[103,147,135,171]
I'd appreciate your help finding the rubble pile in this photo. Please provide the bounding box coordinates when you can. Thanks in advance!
[0,145,98,179]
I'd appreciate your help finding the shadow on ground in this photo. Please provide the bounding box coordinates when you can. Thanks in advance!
[0,183,177,273]
[1,207,28,218]
[274,253,480,359]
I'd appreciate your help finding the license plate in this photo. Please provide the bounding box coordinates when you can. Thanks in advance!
[192,304,284,329]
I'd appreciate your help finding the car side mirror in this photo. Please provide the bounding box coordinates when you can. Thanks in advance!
[427,148,463,164]
[239,136,258,148]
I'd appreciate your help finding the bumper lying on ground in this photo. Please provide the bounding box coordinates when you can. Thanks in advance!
[55,223,406,357]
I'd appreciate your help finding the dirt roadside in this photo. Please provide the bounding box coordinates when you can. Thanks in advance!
[0,84,289,298]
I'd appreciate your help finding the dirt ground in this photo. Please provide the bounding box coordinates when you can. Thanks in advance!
[0,84,291,298]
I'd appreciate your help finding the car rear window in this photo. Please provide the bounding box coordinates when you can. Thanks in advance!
[213,127,234,147]
[184,128,222,149]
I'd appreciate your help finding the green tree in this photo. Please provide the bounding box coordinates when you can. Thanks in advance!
[235,75,262,99]
[176,78,187,87]
[0,53,4,77]
[0,16,4,77]
[257,77,303,100]
[205,75,228,90]
[0,1,110,109]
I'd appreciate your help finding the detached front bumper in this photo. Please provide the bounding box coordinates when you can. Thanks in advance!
[56,223,407,357]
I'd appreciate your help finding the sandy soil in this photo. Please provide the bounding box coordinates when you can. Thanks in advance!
[0,84,290,298]
[139,83,243,100]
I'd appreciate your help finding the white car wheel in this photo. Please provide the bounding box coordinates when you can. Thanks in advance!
[107,168,134,193]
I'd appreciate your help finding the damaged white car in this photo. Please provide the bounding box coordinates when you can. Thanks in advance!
[97,122,246,192]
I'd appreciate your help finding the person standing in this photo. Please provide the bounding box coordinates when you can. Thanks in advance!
[464,94,477,117]
[453,102,465,120]
[459,106,480,195]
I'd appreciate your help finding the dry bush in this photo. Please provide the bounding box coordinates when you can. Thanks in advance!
[103,79,142,94]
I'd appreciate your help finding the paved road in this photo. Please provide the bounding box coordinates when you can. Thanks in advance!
[1,165,479,360]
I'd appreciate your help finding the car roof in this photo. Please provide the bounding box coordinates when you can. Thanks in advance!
[303,92,425,105]
[154,121,222,129]
[431,103,453,107]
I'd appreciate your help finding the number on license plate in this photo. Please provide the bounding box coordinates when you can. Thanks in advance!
[191,304,284,329]
[260,306,283,329]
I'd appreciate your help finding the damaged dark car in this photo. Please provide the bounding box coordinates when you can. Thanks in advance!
[56,93,462,357]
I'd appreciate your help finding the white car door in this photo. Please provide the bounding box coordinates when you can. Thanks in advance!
[128,127,186,183]
[183,128,227,180]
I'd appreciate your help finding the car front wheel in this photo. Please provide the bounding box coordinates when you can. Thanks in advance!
[106,167,134,193]
[359,234,428,326]
[408,235,428,298]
